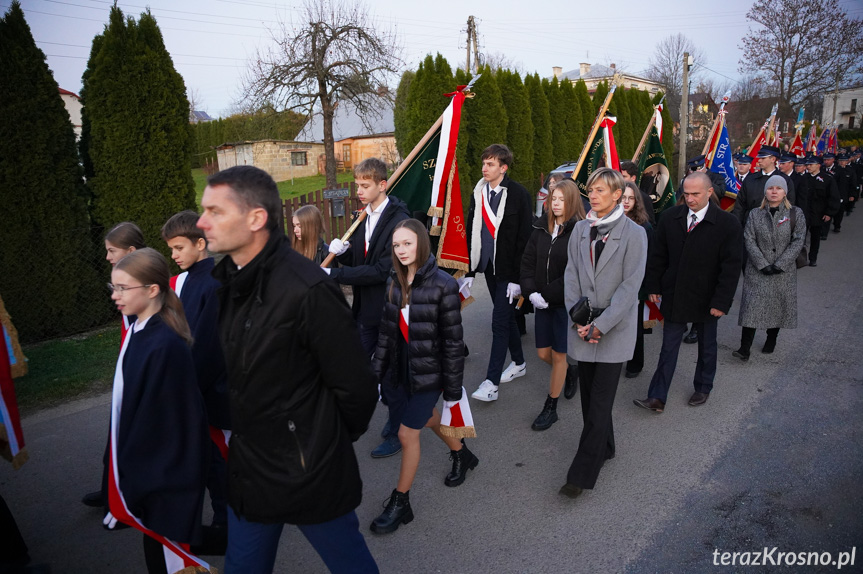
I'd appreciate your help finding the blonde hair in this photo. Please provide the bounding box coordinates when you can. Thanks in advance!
[760,196,792,209]
[546,179,586,232]
[114,248,192,346]
[585,167,625,201]
[292,205,325,261]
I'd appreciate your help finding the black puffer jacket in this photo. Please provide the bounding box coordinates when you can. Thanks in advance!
[213,232,378,525]
[520,216,578,307]
[372,255,464,401]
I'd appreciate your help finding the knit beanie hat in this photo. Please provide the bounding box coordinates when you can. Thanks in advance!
[764,174,788,195]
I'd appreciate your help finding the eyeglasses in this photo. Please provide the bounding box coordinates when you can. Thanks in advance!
[107,283,152,293]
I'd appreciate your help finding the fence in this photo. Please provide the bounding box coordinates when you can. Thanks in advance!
[281,182,363,242]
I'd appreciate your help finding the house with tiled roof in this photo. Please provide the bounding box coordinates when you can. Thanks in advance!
[59,88,82,140]
[551,63,663,95]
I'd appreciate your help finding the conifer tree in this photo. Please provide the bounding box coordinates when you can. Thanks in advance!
[0,1,108,341]
[592,81,609,114]
[83,7,195,252]
[393,69,415,158]
[655,92,675,176]
[560,79,583,162]
[497,70,534,192]
[453,67,472,218]
[543,77,568,167]
[525,73,553,189]
[613,88,636,159]
[404,54,454,156]
[574,79,595,150]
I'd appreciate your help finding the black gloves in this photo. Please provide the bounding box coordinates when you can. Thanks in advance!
[760,266,774,275]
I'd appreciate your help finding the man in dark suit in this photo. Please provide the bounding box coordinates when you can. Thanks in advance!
[833,153,858,229]
[633,172,743,412]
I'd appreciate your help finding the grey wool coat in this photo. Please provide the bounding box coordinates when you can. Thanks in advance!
[564,212,648,363]
[738,204,806,329]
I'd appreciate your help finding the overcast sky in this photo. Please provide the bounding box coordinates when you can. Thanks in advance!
[12,0,863,118]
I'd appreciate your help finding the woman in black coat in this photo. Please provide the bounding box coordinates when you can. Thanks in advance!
[520,179,585,430]
[369,219,477,535]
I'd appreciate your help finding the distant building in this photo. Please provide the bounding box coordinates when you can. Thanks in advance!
[190,110,214,124]
[724,98,796,149]
[551,63,663,95]
[214,140,325,182]
[822,85,863,129]
[59,88,82,140]
[296,95,399,172]
[686,92,720,142]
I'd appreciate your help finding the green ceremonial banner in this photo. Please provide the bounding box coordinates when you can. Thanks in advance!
[636,125,675,215]
[573,130,606,199]
[388,128,441,217]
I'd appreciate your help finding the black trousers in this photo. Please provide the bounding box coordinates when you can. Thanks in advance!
[627,301,645,374]
[566,361,622,490]
[809,225,822,263]
[142,534,169,574]
[833,205,845,230]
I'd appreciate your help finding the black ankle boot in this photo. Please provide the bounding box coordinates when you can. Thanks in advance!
[370,489,413,534]
[762,332,778,353]
[733,328,754,360]
[531,395,559,431]
[445,441,479,487]
[564,366,578,400]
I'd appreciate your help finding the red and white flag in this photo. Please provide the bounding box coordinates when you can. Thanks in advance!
[0,323,26,469]
[600,115,620,171]
[440,387,476,439]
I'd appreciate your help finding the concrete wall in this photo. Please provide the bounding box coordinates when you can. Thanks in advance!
[339,136,399,169]
[822,87,863,129]
[60,94,82,140]
[216,141,324,181]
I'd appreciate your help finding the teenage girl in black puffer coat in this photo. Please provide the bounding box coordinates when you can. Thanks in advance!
[369,219,478,535]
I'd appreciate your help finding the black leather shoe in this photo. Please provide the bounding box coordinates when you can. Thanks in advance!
[444,441,478,487]
[633,398,665,413]
[370,490,413,534]
[809,261,818,267]
[559,483,583,498]
[531,396,558,431]
[683,328,698,344]
[190,523,228,556]
[688,392,709,406]
[81,490,103,508]
[762,337,777,354]
[624,370,640,378]
[563,366,578,399]
[732,349,750,361]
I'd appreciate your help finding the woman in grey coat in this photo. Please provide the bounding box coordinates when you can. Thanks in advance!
[733,174,806,360]
[560,168,647,499]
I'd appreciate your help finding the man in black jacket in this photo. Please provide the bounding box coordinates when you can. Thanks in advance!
[833,153,858,229]
[198,165,380,574]
[634,172,742,412]
[732,145,796,228]
[801,155,841,266]
[779,152,810,226]
[466,144,533,402]
[326,158,411,458]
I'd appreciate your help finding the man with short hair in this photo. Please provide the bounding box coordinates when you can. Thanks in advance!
[467,144,533,402]
[834,152,858,226]
[799,155,840,266]
[677,155,726,203]
[197,165,380,574]
[735,154,753,183]
[633,172,742,412]
[779,152,810,226]
[619,160,656,224]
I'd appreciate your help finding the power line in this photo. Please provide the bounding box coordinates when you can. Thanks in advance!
[37,39,250,61]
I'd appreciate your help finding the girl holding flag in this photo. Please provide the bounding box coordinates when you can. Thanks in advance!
[104,248,211,573]
[369,219,478,535]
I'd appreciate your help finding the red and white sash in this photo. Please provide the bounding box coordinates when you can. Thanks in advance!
[399,306,410,342]
[209,426,230,462]
[480,186,501,240]
[169,272,188,298]
[104,324,212,574]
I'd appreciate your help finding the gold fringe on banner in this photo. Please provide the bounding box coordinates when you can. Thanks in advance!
[430,225,442,236]
[439,424,477,439]
[427,206,444,218]
[459,296,475,311]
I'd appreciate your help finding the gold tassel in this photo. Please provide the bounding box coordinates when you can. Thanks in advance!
[427,206,445,218]
[459,296,475,311]
[429,225,442,236]
[439,425,477,439]
[175,566,218,574]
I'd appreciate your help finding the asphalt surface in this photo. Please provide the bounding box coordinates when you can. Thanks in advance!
[2,216,861,574]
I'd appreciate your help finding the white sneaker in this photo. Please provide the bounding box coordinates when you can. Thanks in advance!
[500,361,527,383]
[471,380,499,402]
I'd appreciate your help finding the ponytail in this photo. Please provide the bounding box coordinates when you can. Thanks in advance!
[114,248,193,346]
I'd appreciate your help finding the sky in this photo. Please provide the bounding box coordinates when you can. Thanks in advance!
[12,0,863,118]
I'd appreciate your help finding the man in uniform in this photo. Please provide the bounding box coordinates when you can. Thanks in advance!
[835,152,858,224]
[736,154,754,184]
[779,152,809,226]
[800,155,840,266]
[678,155,726,203]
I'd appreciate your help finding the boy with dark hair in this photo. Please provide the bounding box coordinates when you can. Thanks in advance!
[466,144,533,402]
[161,210,231,546]
[326,157,411,458]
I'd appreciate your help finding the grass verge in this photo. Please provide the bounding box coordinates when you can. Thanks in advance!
[16,325,120,415]
[193,168,354,205]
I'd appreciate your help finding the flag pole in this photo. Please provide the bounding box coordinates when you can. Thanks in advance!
[321,79,479,268]
[632,93,666,162]
[701,91,732,165]
[570,74,620,182]
[765,103,779,145]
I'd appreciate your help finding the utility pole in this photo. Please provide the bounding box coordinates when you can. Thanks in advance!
[832,71,840,124]
[465,16,473,73]
[677,51,692,183]
[466,16,480,74]
[472,18,480,74]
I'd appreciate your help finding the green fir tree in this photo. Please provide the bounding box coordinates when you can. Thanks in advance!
[83,7,195,252]
[0,1,109,341]
[655,92,676,178]
[393,69,416,158]
[543,76,568,167]
[404,54,454,156]
[560,79,584,163]
[525,73,553,189]
[574,79,595,151]
[497,70,534,192]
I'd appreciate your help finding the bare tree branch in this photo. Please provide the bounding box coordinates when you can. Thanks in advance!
[644,34,707,122]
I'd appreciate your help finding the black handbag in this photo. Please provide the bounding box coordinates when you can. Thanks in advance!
[568,296,605,326]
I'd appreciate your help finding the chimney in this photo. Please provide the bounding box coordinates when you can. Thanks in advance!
[579,62,591,76]
[552,66,562,79]
[610,63,616,69]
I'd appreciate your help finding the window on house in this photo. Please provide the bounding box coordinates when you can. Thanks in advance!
[343,144,351,163]
[783,122,789,133]
[291,152,308,166]
[851,99,858,113]
[631,83,638,89]
[850,117,856,129]
[746,122,754,136]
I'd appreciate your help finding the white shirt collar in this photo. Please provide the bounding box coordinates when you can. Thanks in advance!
[688,203,710,224]
[365,196,389,216]
[762,168,775,177]
[133,315,153,333]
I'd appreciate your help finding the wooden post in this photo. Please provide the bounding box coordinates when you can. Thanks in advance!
[570,75,619,182]
[677,52,692,183]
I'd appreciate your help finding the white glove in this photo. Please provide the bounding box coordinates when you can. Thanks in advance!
[506,282,521,303]
[103,512,119,530]
[328,239,350,256]
[529,292,549,310]
[322,267,331,275]
[443,400,459,409]
[457,277,474,291]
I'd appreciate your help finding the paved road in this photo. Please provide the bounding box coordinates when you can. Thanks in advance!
[2,218,861,573]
